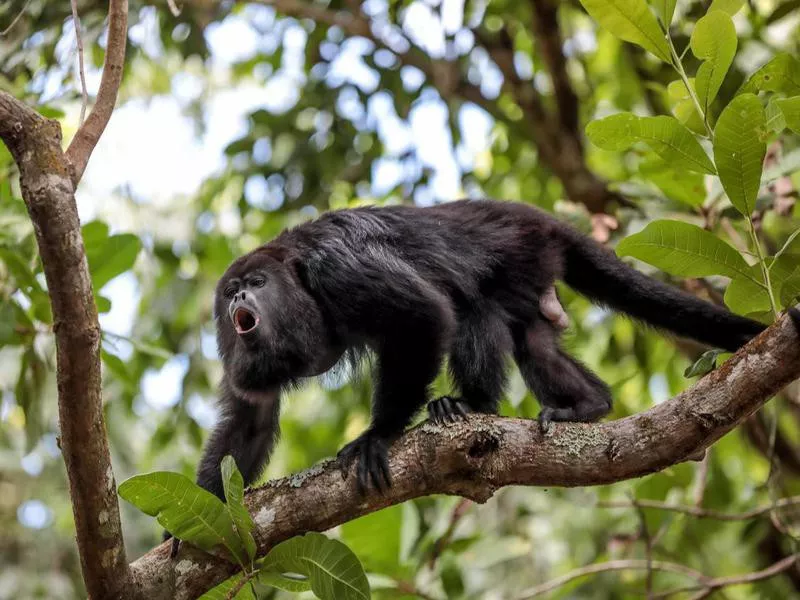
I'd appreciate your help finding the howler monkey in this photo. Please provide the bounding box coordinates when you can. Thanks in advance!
[196,199,772,500]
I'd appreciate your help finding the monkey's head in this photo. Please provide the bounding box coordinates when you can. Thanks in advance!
[214,248,336,402]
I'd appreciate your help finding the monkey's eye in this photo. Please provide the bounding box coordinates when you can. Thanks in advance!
[223,286,237,299]
[250,277,266,288]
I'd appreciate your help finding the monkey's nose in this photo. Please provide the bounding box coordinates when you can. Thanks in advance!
[234,291,247,302]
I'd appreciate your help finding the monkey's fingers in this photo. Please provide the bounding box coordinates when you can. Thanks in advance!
[428,396,471,425]
[337,440,360,481]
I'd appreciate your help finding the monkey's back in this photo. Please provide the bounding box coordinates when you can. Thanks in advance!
[279,199,569,319]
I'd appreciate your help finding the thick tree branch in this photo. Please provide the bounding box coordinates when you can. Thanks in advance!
[529,0,580,138]
[64,0,128,186]
[129,311,800,599]
[0,91,131,598]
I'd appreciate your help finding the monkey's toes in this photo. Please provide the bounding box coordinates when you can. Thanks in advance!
[337,431,391,494]
[428,396,471,425]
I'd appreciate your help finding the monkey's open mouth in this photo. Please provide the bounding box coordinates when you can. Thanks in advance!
[233,307,259,334]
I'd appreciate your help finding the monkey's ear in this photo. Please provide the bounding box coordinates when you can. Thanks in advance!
[288,258,311,288]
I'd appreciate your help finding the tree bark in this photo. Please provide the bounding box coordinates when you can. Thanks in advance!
[0,91,132,599]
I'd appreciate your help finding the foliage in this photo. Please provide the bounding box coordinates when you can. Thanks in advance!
[2,0,800,598]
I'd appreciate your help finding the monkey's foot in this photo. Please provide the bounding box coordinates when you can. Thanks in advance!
[428,396,471,425]
[537,407,577,434]
[337,430,391,495]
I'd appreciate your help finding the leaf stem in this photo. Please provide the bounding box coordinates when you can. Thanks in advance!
[667,36,714,140]
[747,218,779,318]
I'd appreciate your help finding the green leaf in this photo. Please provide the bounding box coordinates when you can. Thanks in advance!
[739,53,800,95]
[0,248,39,292]
[260,532,370,600]
[654,0,677,26]
[638,160,706,207]
[616,219,755,281]
[0,302,16,346]
[781,271,800,306]
[587,113,715,174]
[221,456,257,563]
[684,349,726,377]
[691,11,737,114]
[199,573,256,600]
[725,272,772,316]
[96,295,112,314]
[766,97,787,133]
[258,571,313,593]
[118,471,246,564]
[341,505,403,574]
[775,97,800,133]
[708,0,745,14]
[713,94,767,216]
[85,233,142,290]
[578,0,671,62]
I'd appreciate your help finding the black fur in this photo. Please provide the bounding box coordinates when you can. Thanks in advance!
[195,199,772,499]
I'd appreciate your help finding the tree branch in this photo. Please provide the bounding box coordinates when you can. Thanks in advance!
[529,0,580,138]
[128,310,800,599]
[64,0,128,186]
[599,495,800,521]
[0,91,131,597]
[517,554,798,599]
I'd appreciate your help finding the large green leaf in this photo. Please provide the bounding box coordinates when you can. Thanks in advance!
[655,0,677,26]
[118,472,246,563]
[638,160,706,207]
[85,233,142,290]
[713,94,767,216]
[341,504,403,574]
[691,11,737,114]
[775,97,800,133]
[260,532,370,600]
[724,270,771,316]
[739,53,800,95]
[578,0,671,62]
[587,113,715,174]
[616,219,755,281]
[221,456,257,563]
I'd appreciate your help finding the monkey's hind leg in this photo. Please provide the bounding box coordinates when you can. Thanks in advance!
[429,312,510,425]
[513,319,612,432]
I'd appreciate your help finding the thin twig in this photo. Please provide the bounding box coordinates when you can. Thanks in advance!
[427,498,472,568]
[65,0,128,186]
[70,0,89,126]
[1,0,32,36]
[598,496,800,521]
[516,559,707,598]
[687,554,798,600]
[166,0,182,17]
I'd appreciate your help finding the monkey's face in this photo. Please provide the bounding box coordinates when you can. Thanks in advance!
[214,250,335,398]
[222,271,268,345]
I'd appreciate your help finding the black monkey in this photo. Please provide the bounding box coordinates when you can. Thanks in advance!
[196,199,776,500]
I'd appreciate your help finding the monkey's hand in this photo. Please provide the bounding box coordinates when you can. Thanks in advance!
[337,430,391,495]
[163,529,181,558]
[428,396,471,425]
